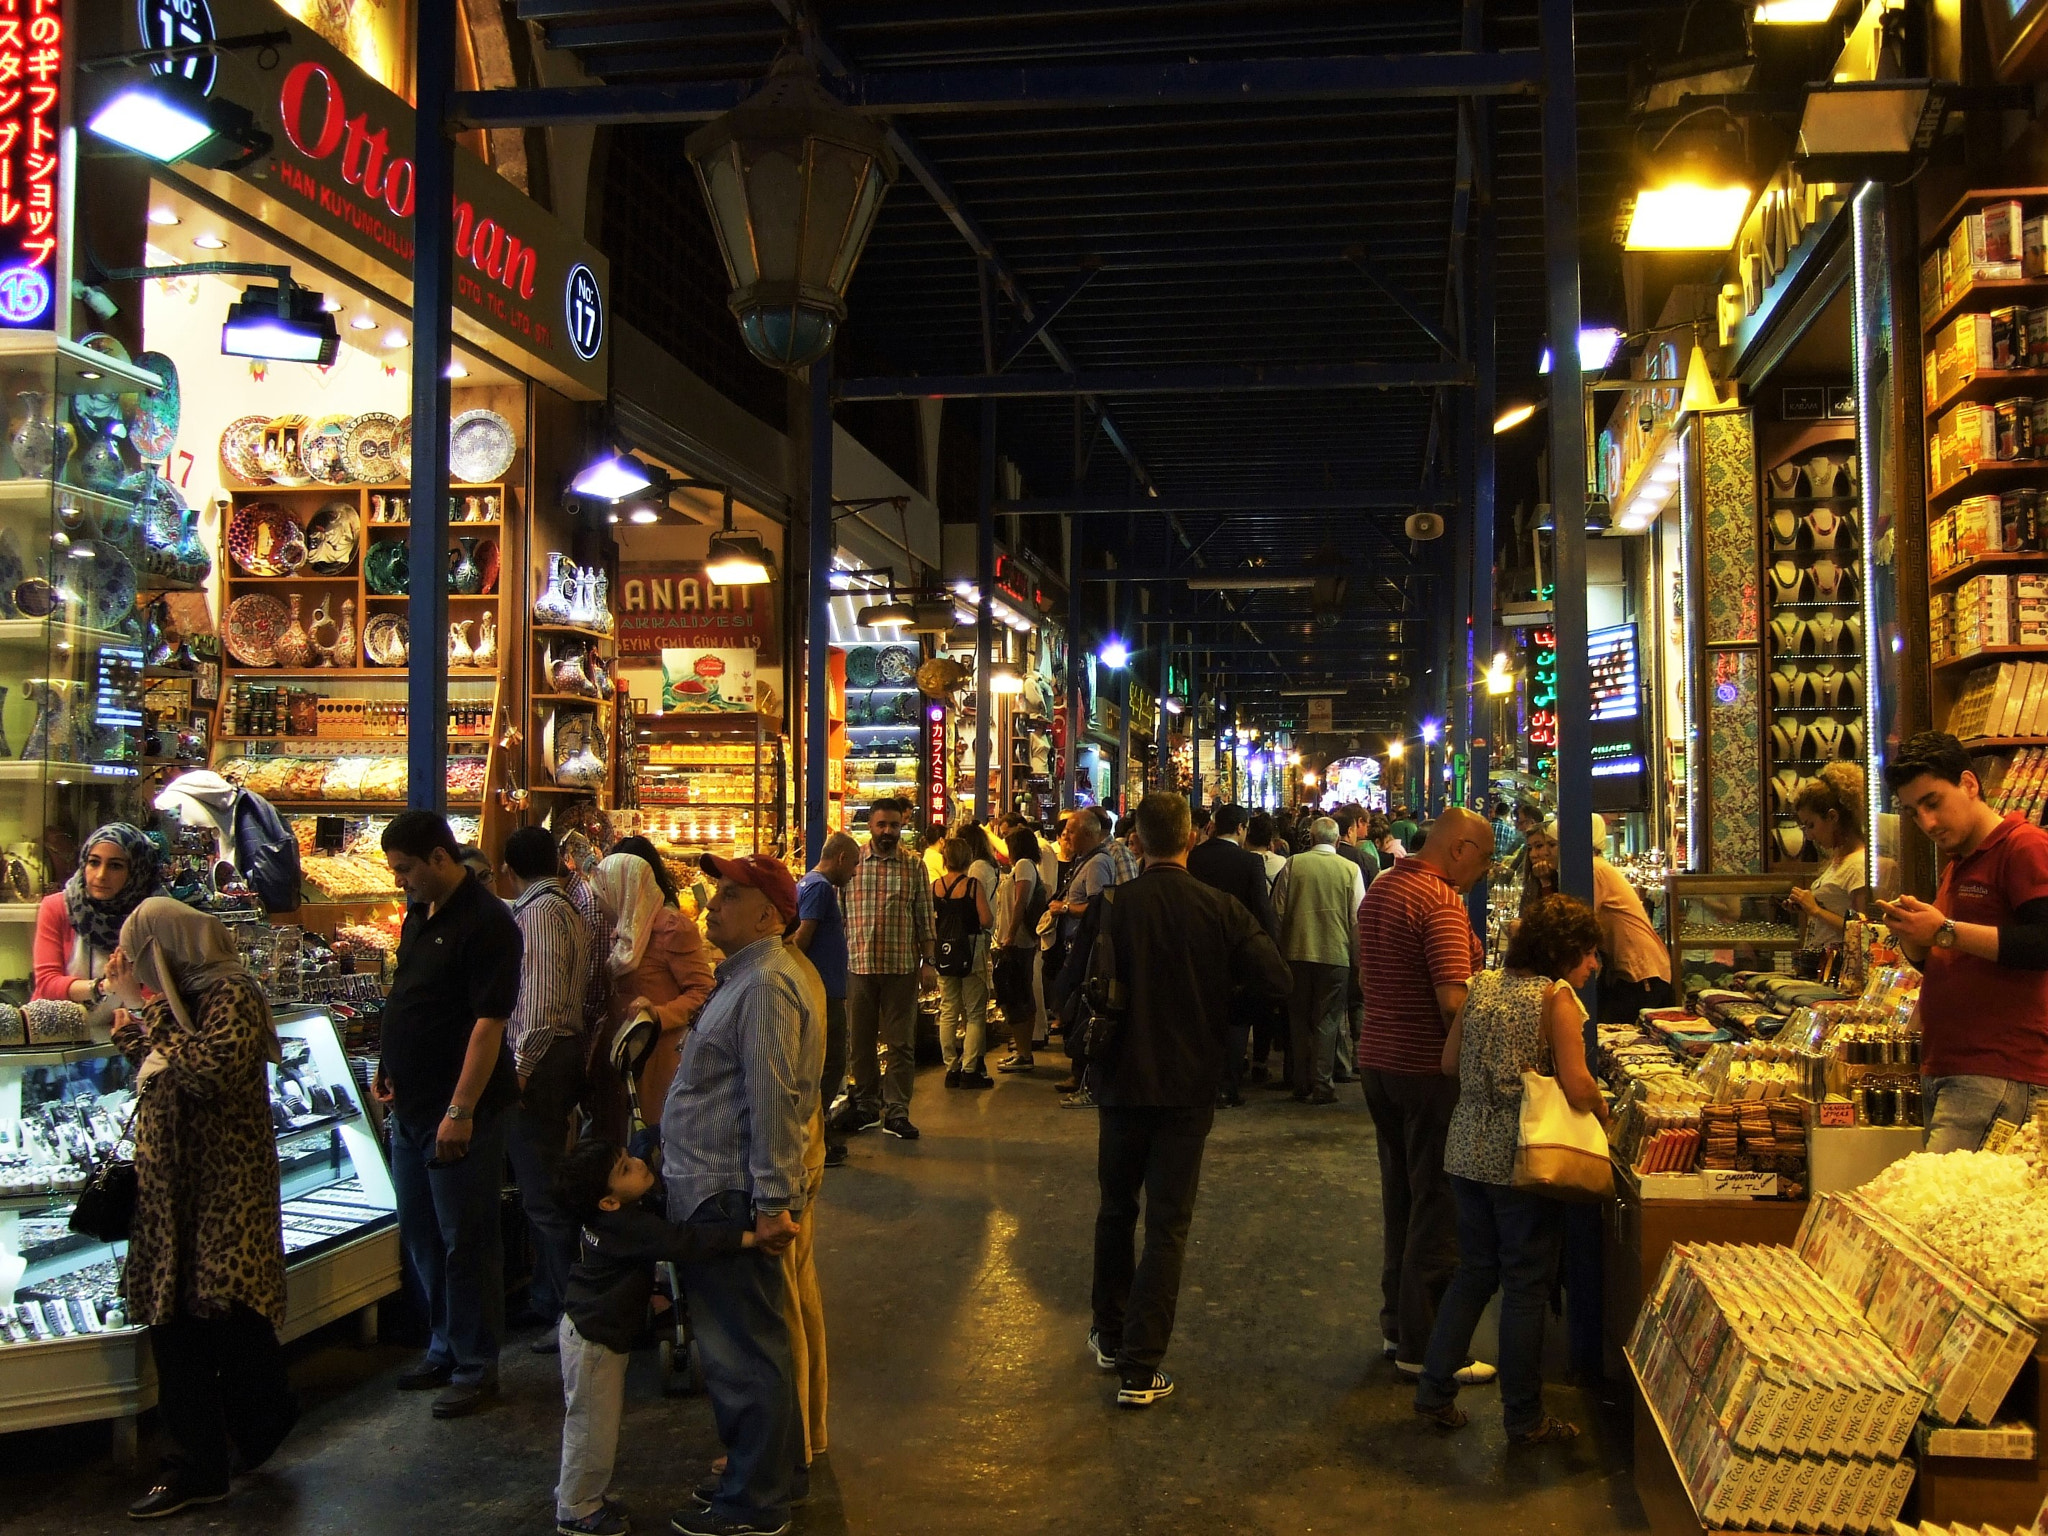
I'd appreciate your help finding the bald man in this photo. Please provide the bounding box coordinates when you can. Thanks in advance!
[795,832,861,1166]
[1354,806,1495,1383]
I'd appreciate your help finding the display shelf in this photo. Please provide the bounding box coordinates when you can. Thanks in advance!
[1763,493,1859,507]
[133,575,206,593]
[218,481,504,495]
[1926,367,2048,416]
[533,624,613,642]
[534,692,613,706]
[1960,735,2048,750]
[1929,459,2048,509]
[364,521,503,530]
[0,619,136,649]
[1931,552,2048,591]
[360,592,501,601]
[0,482,139,518]
[264,800,484,812]
[1935,645,2048,671]
[224,667,503,679]
[1923,277,2048,337]
[217,734,492,744]
[0,330,166,392]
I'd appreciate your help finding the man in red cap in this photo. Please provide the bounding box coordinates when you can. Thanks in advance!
[661,852,820,1536]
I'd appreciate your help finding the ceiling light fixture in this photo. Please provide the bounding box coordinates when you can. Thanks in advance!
[220,283,340,365]
[146,206,181,227]
[87,75,272,170]
[704,489,770,585]
[1493,402,1538,434]
[350,313,378,331]
[381,328,408,349]
[191,233,227,250]
[570,452,657,501]
[856,598,916,629]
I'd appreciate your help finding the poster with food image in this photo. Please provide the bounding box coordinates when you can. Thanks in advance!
[661,648,757,712]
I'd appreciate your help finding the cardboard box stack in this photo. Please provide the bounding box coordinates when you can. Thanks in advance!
[1946,659,2048,740]
[1627,1242,1921,1533]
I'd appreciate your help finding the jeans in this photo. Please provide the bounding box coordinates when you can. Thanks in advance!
[1092,1105,1215,1378]
[937,936,991,1073]
[149,1302,297,1487]
[848,971,919,1116]
[1599,973,1675,1024]
[390,1109,508,1385]
[820,996,848,1141]
[994,946,1038,1056]
[678,1190,800,1526]
[1414,1176,1565,1435]
[1288,960,1349,1094]
[555,1315,629,1521]
[1360,1068,1460,1357]
[505,1033,585,1322]
[1923,1074,2048,1153]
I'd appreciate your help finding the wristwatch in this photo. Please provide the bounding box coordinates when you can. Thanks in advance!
[1935,919,1959,949]
[444,1103,473,1122]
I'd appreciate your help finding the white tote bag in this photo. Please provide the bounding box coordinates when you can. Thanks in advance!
[1512,1070,1614,1202]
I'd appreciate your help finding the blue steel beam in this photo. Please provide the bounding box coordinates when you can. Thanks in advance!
[409,3,455,813]
[995,265,1099,371]
[835,362,1472,400]
[995,496,1447,517]
[447,51,1546,128]
[804,354,832,866]
[1343,247,1458,357]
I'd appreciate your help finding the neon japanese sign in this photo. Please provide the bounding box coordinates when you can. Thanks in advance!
[0,0,61,329]
[924,703,948,826]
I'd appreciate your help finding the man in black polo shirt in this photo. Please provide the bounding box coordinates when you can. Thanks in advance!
[373,811,523,1419]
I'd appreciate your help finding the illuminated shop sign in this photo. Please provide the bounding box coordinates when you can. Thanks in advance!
[0,0,62,329]
[924,703,948,825]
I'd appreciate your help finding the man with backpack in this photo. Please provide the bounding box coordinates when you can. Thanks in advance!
[1185,804,1280,1108]
[1067,792,1289,1407]
[932,836,996,1089]
[1048,810,1129,1108]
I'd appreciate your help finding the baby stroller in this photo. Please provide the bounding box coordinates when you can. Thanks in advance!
[607,1008,701,1397]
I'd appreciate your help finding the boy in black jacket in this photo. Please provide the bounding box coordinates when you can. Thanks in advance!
[550,1140,754,1536]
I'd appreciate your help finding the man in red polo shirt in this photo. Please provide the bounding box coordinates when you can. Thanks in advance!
[1880,731,2048,1152]
[1355,805,1495,1383]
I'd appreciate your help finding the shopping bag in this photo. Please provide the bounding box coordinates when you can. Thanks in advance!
[1511,1070,1613,1202]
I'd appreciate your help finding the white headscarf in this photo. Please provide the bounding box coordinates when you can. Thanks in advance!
[119,896,278,1062]
[591,853,664,977]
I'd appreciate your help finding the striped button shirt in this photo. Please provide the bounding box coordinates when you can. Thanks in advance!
[1355,857,1482,1076]
[509,878,592,1078]
[844,844,936,976]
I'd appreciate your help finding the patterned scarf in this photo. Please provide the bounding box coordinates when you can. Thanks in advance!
[63,823,162,962]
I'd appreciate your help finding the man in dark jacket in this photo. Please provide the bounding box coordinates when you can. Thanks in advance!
[1070,792,1289,1408]
[1184,803,1280,1107]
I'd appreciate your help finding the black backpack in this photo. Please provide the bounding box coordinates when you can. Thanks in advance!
[231,788,302,913]
[932,875,983,977]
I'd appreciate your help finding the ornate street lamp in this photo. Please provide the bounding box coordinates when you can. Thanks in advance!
[686,51,899,370]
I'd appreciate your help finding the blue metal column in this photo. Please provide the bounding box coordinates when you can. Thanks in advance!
[1065,533,1083,810]
[804,354,833,863]
[975,400,996,826]
[1156,625,1171,794]
[408,3,454,813]
[1189,649,1202,813]
[1466,92,1499,935]
[1541,0,1591,903]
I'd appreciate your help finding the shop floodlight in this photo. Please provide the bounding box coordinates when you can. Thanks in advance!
[856,598,916,629]
[1493,402,1539,434]
[1622,112,1754,252]
[1755,0,1841,20]
[1794,79,1946,183]
[988,662,1024,695]
[87,76,271,171]
[220,284,340,366]
[570,453,657,501]
[704,488,770,585]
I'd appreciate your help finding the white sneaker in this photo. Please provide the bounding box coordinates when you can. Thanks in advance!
[1086,1329,1117,1371]
[1396,1359,1498,1385]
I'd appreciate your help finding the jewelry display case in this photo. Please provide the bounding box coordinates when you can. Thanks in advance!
[0,1005,397,1458]
[1663,872,1815,991]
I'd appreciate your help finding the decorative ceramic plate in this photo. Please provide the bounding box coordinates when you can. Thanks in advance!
[78,541,138,631]
[126,468,186,551]
[363,613,408,666]
[224,593,290,667]
[844,647,879,688]
[299,414,353,486]
[303,500,360,575]
[220,415,271,484]
[449,409,515,483]
[72,334,132,430]
[392,417,411,480]
[364,539,409,595]
[342,412,402,484]
[228,502,307,577]
[475,538,500,596]
[259,416,310,487]
[877,644,919,684]
[123,351,180,460]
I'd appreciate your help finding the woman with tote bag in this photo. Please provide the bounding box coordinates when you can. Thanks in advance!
[1412,893,1609,1444]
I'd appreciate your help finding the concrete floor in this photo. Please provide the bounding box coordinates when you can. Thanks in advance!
[0,1063,1652,1535]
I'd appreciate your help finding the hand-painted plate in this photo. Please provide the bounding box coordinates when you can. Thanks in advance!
[303,500,360,575]
[363,613,409,666]
[342,412,402,484]
[259,416,310,487]
[78,541,138,632]
[123,351,180,460]
[220,415,271,484]
[299,414,353,486]
[877,645,919,684]
[392,417,412,481]
[72,334,132,430]
[224,593,290,667]
[122,467,188,551]
[449,409,515,484]
[364,539,409,595]
[227,502,307,577]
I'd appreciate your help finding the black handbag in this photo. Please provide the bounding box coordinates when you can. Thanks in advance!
[69,1104,141,1242]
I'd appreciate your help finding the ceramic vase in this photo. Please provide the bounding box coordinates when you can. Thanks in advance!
[535,553,572,622]
[79,421,126,493]
[328,599,357,667]
[592,571,612,632]
[449,619,474,666]
[472,610,497,669]
[275,594,317,668]
[307,596,338,662]
[8,392,56,481]
[448,536,483,596]
[20,682,57,761]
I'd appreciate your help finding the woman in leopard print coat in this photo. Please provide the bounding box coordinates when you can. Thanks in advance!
[110,898,295,1517]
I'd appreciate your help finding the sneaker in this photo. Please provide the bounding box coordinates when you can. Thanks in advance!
[1086,1329,1118,1370]
[822,1142,849,1168]
[395,1355,454,1391]
[1381,1340,1400,1360]
[943,1069,962,1089]
[430,1379,498,1418]
[1060,1086,1097,1109]
[957,1071,994,1090]
[881,1115,920,1140]
[667,1509,789,1536]
[1304,1087,1339,1106]
[1395,1359,1498,1385]
[1117,1369,1175,1408]
[826,1102,879,1135]
[128,1481,230,1520]
[558,1506,630,1535]
[997,1055,1034,1073]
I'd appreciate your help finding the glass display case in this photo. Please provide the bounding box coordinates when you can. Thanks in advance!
[1663,872,1815,990]
[626,712,784,859]
[0,1005,396,1453]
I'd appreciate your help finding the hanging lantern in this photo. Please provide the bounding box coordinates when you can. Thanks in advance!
[686,52,899,370]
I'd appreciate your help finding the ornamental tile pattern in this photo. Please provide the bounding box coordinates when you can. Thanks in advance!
[1707,648,1762,874]
[1701,410,1759,645]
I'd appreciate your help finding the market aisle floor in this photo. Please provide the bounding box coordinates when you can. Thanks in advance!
[0,1063,1651,1536]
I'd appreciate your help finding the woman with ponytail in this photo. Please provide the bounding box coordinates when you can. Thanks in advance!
[1787,763,1898,942]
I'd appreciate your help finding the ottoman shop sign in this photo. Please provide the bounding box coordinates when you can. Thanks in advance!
[618,563,779,663]
[152,0,609,399]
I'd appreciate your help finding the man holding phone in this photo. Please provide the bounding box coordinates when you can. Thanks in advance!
[376,811,523,1418]
[1880,732,2048,1152]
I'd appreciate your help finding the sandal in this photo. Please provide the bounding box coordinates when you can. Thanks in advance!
[1413,1402,1467,1430]
[1509,1416,1579,1445]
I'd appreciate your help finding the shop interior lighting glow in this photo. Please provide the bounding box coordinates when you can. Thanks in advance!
[705,532,771,585]
[628,507,660,524]
[1098,639,1129,669]
[1624,184,1753,251]
[570,454,656,501]
[1537,328,1626,374]
[1493,403,1538,434]
[350,314,378,331]
[1387,740,1405,759]
[1420,721,1440,744]
[146,206,181,228]
[988,662,1024,694]
[382,329,409,349]
[1755,0,1841,23]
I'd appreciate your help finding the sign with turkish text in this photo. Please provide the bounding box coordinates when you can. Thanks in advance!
[619,563,779,662]
[156,0,609,397]
[658,648,756,714]
[0,0,62,328]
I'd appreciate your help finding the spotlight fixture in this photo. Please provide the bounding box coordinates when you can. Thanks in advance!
[1585,493,1614,535]
[191,233,227,251]
[381,328,408,349]
[1420,721,1440,745]
[570,453,657,502]
[1493,403,1538,434]
[349,314,379,332]
[146,206,181,227]
[856,598,916,629]
[628,507,660,525]
[988,662,1024,695]
[704,491,770,585]
[1098,639,1130,669]
[1622,113,1753,252]
[220,283,340,366]
[87,75,271,170]
[905,601,957,634]
[1387,740,1405,759]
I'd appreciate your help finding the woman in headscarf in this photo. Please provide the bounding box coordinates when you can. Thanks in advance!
[33,823,161,1004]
[105,898,294,1518]
[590,853,714,1111]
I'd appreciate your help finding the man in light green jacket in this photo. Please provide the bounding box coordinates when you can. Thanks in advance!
[1271,818,1367,1103]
